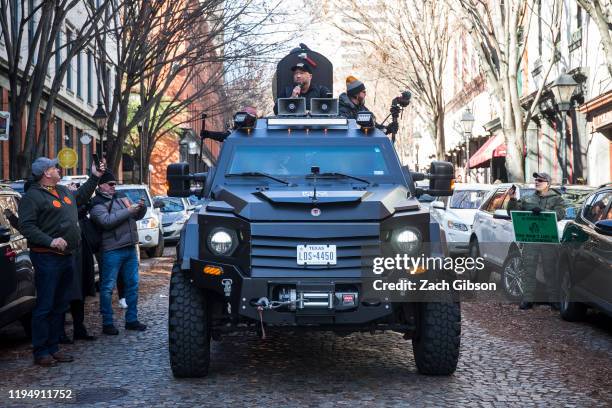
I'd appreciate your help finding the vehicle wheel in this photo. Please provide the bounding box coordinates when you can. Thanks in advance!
[146,230,165,258]
[168,265,210,378]
[559,261,587,322]
[412,301,461,375]
[501,251,524,301]
[466,239,487,282]
[19,312,32,338]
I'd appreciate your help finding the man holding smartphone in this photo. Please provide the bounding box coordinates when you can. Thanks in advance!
[18,156,105,367]
[90,172,147,334]
[507,172,566,310]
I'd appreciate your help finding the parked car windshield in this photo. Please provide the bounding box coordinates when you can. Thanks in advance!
[119,188,151,207]
[158,197,185,213]
[227,145,390,177]
[449,190,489,209]
[559,187,595,219]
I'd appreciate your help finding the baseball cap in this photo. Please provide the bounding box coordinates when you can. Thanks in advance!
[32,157,59,177]
[291,62,312,74]
[532,172,552,183]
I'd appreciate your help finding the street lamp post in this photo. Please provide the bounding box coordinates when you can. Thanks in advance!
[137,119,144,184]
[93,101,108,159]
[551,72,578,184]
[413,131,422,172]
[460,108,475,182]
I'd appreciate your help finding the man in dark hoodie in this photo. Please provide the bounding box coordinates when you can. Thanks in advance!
[90,172,147,335]
[507,172,566,310]
[18,157,105,367]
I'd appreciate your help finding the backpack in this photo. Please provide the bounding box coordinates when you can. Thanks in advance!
[81,196,115,253]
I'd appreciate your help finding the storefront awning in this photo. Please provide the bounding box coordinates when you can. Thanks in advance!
[468,134,506,168]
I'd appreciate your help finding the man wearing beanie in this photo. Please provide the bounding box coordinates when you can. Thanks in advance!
[339,75,370,119]
[274,62,331,114]
[90,172,147,335]
[18,157,105,367]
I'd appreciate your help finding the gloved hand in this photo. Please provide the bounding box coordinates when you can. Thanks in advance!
[385,122,399,135]
[532,207,542,215]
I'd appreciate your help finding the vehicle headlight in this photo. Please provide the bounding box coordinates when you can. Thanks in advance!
[141,217,159,229]
[447,220,468,231]
[392,228,421,254]
[207,228,238,256]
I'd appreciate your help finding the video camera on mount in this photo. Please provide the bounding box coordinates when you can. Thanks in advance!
[392,90,412,108]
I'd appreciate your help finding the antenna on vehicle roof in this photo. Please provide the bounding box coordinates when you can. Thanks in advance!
[311,166,319,203]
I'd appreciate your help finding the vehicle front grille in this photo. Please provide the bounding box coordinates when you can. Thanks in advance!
[250,223,381,278]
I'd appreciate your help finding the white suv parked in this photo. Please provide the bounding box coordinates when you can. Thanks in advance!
[430,183,493,255]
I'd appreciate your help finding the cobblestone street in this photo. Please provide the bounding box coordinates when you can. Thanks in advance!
[1,246,611,407]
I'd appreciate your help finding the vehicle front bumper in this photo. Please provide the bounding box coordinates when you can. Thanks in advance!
[188,259,396,326]
[162,223,183,242]
[443,229,471,255]
[138,227,159,248]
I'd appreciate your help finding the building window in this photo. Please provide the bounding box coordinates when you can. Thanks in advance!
[54,119,62,156]
[55,32,61,73]
[66,29,73,90]
[40,113,47,156]
[577,5,582,29]
[28,0,35,48]
[65,123,73,148]
[76,52,82,98]
[65,123,73,175]
[87,51,93,104]
[537,0,542,56]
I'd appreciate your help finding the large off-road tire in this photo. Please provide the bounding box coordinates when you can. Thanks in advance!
[559,260,587,322]
[146,230,165,258]
[412,301,461,375]
[168,266,211,378]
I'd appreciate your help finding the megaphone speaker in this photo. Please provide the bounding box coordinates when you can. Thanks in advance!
[310,98,339,116]
[277,98,306,116]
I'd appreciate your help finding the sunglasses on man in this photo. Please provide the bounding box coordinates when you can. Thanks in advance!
[107,182,117,186]
[534,178,548,183]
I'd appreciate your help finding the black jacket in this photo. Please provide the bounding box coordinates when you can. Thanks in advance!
[338,92,371,119]
[18,175,99,254]
[274,84,331,114]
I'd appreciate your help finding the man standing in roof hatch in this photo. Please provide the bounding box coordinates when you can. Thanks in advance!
[274,62,331,114]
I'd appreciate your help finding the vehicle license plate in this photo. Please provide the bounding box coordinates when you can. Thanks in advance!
[297,245,337,265]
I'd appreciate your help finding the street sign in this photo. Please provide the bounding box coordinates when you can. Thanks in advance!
[0,111,10,141]
[57,147,78,169]
[510,211,559,243]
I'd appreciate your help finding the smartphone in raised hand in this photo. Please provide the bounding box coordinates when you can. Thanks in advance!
[92,153,101,171]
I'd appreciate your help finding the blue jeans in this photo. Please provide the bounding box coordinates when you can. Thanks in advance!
[100,246,140,326]
[30,252,74,358]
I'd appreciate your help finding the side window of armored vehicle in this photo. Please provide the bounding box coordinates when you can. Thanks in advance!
[483,189,508,213]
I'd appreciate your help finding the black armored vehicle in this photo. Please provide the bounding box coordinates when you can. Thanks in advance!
[166,47,459,377]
